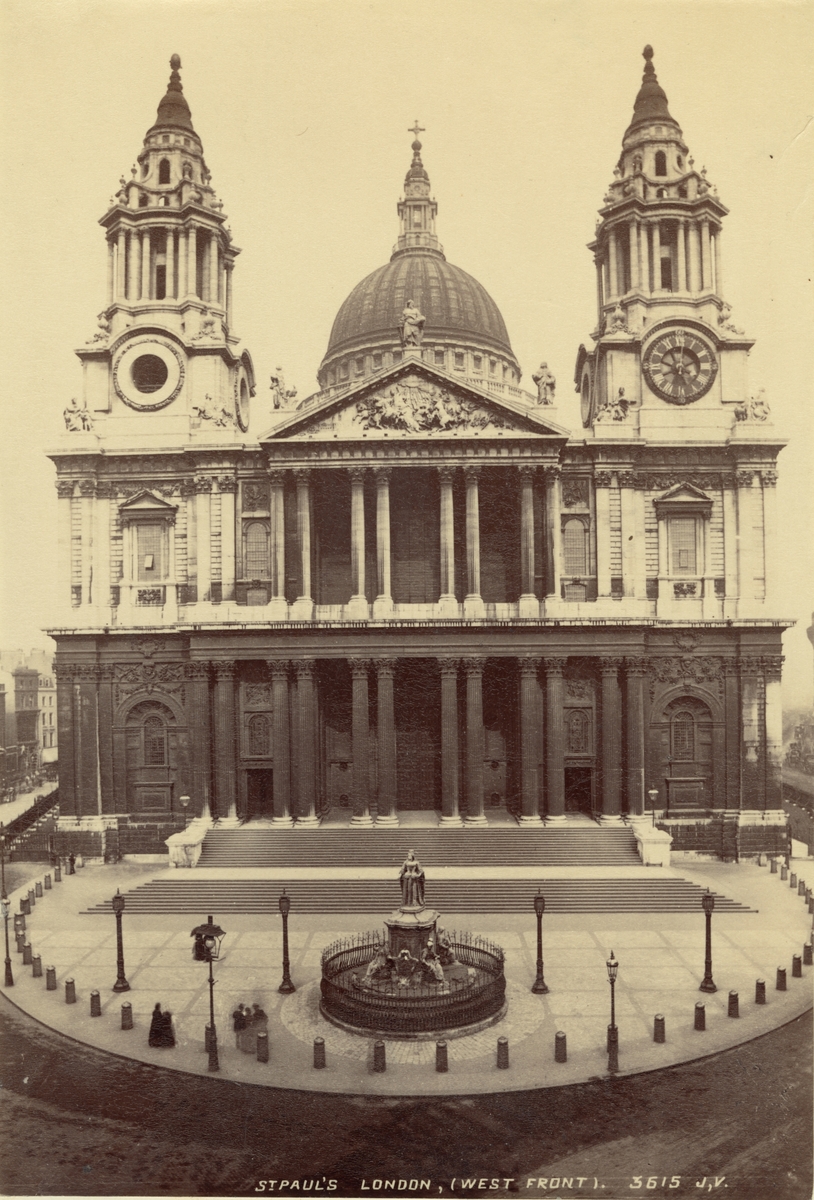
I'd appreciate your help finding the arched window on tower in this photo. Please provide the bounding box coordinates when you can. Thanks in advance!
[563,518,588,576]
[158,159,171,184]
[143,714,167,766]
[655,151,667,176]
[671,709,696,761]
[244,521,270,579]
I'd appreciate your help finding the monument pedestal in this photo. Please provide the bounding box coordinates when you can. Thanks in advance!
[384,906,440,962]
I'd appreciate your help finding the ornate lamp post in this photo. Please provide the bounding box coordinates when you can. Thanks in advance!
[278,890,295,994]
[647,786,659,825]
[179,794,190,828]
[606,949,619,1073]
[531,889,549,994]
[191,915,226,1072]
[699,888,717,993]
[111,889,130,993]
[1,825,12,988]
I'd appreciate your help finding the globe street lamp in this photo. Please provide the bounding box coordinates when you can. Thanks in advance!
[1,824,12,988]
[111,889,130,993]
[606,949,619,1074]
[647,787,659,825]
[531,889,549,994]
[191,915,226,1072]
[699,888,717,993]
[179,794,190,828]
[278,890,295,994]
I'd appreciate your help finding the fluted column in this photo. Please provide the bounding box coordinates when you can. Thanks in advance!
[94,480,112,617]
[292,470,314,619]
[464,658,486,825]
[213,661,237,821]
[701,218,712,290]
[350,659,372,825]
[165,229,175,300]
[713,229,723,296]
[544,467,562,606]
[464,467,485,618]
[116,229,127,299]
[140,229,151,299]
[295,660,319,826]
[268,660,293,826]
[208,234,219,305]
[688,221,701,293]
[652,221,662,290]
[186,225,197,297]
[599,659,623,823]
[761,469,778,608]
[640,221,650,294]
[127,229,139,302]
[56,480,74,617]
[348,467,368,619]
[595,471,612,598]
[438,467,457,614]
[764,654,783,809]
[519,657,543,824]
[78,479,95,609]
[736,469,756,611]
[185,662,212,820]
[438,658,462,826]
[619,471,636,598]
[224,261,234,328]
[106,239,115,304]
[375,660,398,826]
[624,658,647,819]
[373,468,393,618]
[595,257,604,319]
[544,658,566,821]
[219,476,236,603]
[195,477,212,603]
[676,220,687,292]
[518,467,538,616]
[178,228,188,299]
[267,469,287,618]
[628,220,639,291]
[608,230,619,299]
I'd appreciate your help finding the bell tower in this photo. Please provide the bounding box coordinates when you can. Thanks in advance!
[576,46,758,443]
[73,55,255,445]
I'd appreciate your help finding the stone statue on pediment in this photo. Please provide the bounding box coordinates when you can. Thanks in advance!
[270,366,297,410]
[399,299,425,347]
[531,362,556,404]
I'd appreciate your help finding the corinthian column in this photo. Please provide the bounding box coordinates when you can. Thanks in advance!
[268,470,288,619]
[212,661,237,822]
[295,660,319,826]
[185,662,212,820]
[599,659,623,823]
[519,657,543,823]
[268,660,293,826]
[464,467,485,618]
[374,660,398,825]
[624,657,647,819]
[518,467,538,617]
[544,467,562,608]
[544,658,566,822]
[373,468,393,619]
[438,658,462,826]
[219,475,237,602]
[347,468,369,619]
[291,470,314,620]
[350,659,373,825]
[464,658,487,825]
[438,467,457,615]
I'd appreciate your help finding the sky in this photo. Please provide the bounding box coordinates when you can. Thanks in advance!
[0,0,812,707]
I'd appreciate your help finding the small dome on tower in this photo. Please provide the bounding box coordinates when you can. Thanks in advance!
[148,54,195,135]
[625,45,679,136]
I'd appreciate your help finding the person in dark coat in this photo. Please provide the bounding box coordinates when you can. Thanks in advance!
[160,1010,175,1048]
[232,1003,247,1049]
[148,1003,164,1047]
[67,853,76,875]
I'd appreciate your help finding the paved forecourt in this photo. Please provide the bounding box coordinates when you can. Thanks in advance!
[1,856,812,1096]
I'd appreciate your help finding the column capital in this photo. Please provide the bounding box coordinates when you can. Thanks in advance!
[617,471,636,489]
[348,466,367,484]
[594,471,614,488]
[266,659,291,679]
[760,654,784,680]
[437,465,456,485]
[294,658,315,679]
[184,661,211,681]
[599,657,625,676]
[543,465,561,483]
[463,656,486,677]
[463,464,481,484]
[194,476,213,494]
[517,464,537,484]
[373,466,392,484]
[372,658,396,679]
[723,658,740,678]
[217,475,238,494]
[735,470,755,488]
[267,468,288,486]
[78,478,97,498]
[294,469,312,487]
[98,663,116,682]
[56,479,75,499]
[519,655,543,677]
[212,660,236,680]
[95,479,114,500]
[738,656,763,677]
[761,469,778,488]
[623,656,649,677]
[349,657,372,678]
[544,657,567,676]
[438,657,461,676]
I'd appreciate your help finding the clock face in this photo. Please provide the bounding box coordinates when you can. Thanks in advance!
[643,330,718,404]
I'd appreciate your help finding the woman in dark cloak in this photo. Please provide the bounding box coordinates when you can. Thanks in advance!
[148,1003,164,1047]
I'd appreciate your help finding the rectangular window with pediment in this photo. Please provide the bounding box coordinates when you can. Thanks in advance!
[670,517,697,574]
[136,524,165,581]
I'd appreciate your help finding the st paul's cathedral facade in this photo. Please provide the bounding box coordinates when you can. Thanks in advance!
[48,48,788,862]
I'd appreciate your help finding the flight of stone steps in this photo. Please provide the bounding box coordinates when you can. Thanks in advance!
[83,876,753,915]
[196,825,642,869]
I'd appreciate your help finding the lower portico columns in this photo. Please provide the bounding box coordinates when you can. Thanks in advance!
[267,470,288,619]
[292,471,314,620]
[464,467,485,618]
[374,660,398,826]
[519,657,543,823]
[268,660,293,826]
[439,658,463,826]
[373,468,393,619]
[347,469,369,619]
[599,659,623,823]
[185,661,212,820]
[438,467,457,615]
[624,657,647,819]
[295,660,319,826]
[544,658,566,821]
[518,467,539,617]
[350,659,373,826]
[213,661,238,822]
[464,658,487,825]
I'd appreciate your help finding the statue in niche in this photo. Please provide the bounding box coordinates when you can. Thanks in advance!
[399,298,425,347]
[63,396,93,432]
[399,849,426,909]
[270,367,297,410]
[595,387,630,423]
[531,362,556,404]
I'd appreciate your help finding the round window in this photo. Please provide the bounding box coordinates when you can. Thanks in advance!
[132,354,169,393]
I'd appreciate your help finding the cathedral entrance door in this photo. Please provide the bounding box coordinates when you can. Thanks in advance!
[246,769,274,820]
[564,766,594,815]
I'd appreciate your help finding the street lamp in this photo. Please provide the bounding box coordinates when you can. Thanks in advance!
[647,787,659,826]
[190,914,226,1072]
[278,890,295,994]
[111,889,130,993]
[531,889,549,994]
[606,949,619,1073]
[1,824,12,988]
[699,888,717,993]
[179,794,190,828]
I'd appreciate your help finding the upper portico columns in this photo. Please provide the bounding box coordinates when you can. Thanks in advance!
[373,467,393,619]
[544,467,563,608]
[518,467,539,617]
[267,469,288,619]
[291,470,314,621]
[347,468,369,620]
[438,467,457,616]
[463,466,485,619]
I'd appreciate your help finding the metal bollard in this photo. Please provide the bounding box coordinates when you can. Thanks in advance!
[776,967,787,991]
[22,942,32,965]
[90,990,102,1017]
[728,991,739,1018]
[27,889,35,909]
[256,1031,269,1062]
[65,978,76,1004]
[770,857,778,873]
[755,979,766,1004]
[804,943,813,967]
[654,1014,666,1043]
[20,898,30,916]
[790,873,797,889]
[46,965,56,990]
[13,913,25,934]
[554,1030,567,1062]
[32,955,42,978]
[44,874,52,890]
[694,1002,706,1030]
[436,1040,448,1073]
[809,897,814,915]
[313,1037,326,1069]
[35,882,43,898]
[799,880,806,896]
[373,1039,386,1073]
[54,865,61,883]
[497,1036,509,1069]
[15,931,25,954]
[781,866,788,881]
[792,954,802,978]
[121,1002,133,1030]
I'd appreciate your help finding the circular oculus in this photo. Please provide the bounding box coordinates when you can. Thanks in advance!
[643,329,718,404]
[113,339,184,411]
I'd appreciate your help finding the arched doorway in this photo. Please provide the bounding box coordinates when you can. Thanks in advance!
[124,700,179,816]
[656,696,714,812]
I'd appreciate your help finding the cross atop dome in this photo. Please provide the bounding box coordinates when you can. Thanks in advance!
[408,121,425,140]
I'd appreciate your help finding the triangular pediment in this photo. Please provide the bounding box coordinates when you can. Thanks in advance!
[118,489,178,515]
[656,482,712,503]
[261,361,570,442]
